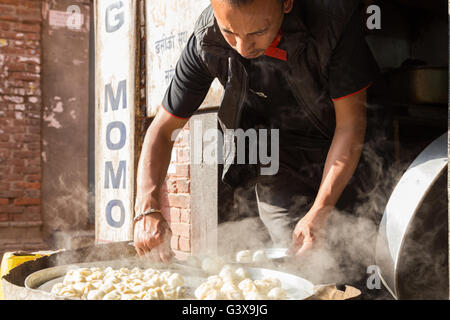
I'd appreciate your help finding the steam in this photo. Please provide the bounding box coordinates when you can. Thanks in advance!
[41,172,94,248]
[214,130,408,288]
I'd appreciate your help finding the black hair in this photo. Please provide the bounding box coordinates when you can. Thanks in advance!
[222,0,284,8]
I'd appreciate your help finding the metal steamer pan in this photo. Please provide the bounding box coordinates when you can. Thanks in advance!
[375,133,448,299]
[24,259,314,300]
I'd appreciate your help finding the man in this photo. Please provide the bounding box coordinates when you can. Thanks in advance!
[134,0,379,265]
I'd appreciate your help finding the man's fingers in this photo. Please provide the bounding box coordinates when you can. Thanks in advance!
[135,245,145,257]
[295,240,313,257]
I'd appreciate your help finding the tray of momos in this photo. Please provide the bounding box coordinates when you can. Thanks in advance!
[25,256,314,300]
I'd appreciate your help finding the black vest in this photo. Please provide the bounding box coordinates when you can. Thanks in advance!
[193,0,361,188]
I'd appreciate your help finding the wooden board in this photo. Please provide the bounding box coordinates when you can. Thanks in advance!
[94,0,137,243]
[145,0,223,117]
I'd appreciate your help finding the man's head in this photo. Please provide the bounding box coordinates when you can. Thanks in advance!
[211,0,294,59]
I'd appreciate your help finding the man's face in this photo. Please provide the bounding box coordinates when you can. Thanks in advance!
[211,0,293,59]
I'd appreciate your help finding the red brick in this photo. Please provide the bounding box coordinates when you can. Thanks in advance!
[25,174,41,182]
[12,71,40,81]
[179,236,190,252]
[0,4,15,14]
[165,179,177,193]
[14,9,41,23]
[177,148,190,163]
[180,209,190,224]
[13,181,40,190]
[14,197,40,206]
[170,223,190,237]
[0,190,23,198]
[170,235,179,251]
[167,194,190,209]
[12,166,24,174]
[176,179,190,193]
[174,164,189,177]
[11,206,40,221]
[0,198,9,205]
[0,213,8,221]
[24,189,40,198]
[161,206,181,223]
[0,205,24,213]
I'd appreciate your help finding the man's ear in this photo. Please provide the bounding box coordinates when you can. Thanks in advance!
[283,0,294,14]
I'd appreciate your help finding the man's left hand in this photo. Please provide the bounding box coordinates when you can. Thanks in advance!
[288,207,332,257]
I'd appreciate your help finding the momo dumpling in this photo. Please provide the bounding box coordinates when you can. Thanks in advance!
[267,287,287,300]
[201,256,224,275]
[87,289,106,300]
[236,250,252,263]
[218,264,236,280]
[234,267,249,282]
[103,290,122,300]
[252,250,268,263]
[167,273,184,287]
[244,291,266,300]
[220,282,244,300]
[238,278,257,293]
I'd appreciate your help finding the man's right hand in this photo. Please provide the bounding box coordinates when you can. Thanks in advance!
[133,212,174,263]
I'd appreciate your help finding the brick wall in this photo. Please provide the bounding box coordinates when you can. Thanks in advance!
[0,0,46,251]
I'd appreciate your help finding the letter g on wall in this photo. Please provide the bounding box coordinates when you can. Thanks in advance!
[106,1,124,33]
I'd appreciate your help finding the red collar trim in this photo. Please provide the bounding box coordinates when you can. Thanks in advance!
[264,30,287,61]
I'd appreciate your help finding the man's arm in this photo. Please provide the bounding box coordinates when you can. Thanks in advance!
[133,33,213,261]
[289,89,367,256]
[133,109,189,261]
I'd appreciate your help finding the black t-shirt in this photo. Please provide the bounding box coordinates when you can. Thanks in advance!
[162,9,379,120]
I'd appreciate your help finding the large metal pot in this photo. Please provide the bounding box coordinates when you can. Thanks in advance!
[375,133,448,299]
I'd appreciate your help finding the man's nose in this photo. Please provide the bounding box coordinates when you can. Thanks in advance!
[235,36,254,57]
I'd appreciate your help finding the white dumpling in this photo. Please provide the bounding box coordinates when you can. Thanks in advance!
[238,278,257,293]
[267,287,287,300]
[160,271,172,282]
[72,282,91,296]
[220,282,243,300]
[59,285,81,298]
[99,282,115,294]
[206,275,223,289]
[204,288,223,300]
[51,283,65,295]
[262,276,281,289]
[252,250,268,263]
[167,273,184,288]
[244,291,266,300]
[218,264,236,280]
[234,267,249,282]
[194,282,215,300]
[143,287,164,300]
[103,290,122,300]
[175,286,185,299]
[236,250,252,263]
[87,289,106,300]
[201,256,224,275]
[254,280,273,295]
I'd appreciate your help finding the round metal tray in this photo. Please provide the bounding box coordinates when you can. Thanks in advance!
[25,258,314,300]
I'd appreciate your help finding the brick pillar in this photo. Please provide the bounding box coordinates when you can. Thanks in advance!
[0,0,46,251]
[160,124,191,255]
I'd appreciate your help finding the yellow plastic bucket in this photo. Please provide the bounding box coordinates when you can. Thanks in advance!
[0,252,46,299]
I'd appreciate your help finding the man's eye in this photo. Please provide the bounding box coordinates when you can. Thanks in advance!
[253,31,266,36]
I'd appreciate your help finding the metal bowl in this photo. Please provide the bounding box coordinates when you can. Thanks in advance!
[25,258,314,300]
